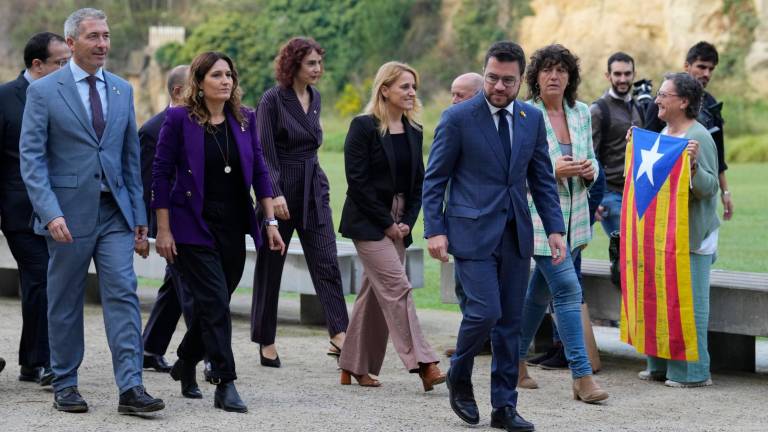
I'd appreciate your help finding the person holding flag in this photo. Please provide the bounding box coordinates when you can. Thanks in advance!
[624,72,719,388]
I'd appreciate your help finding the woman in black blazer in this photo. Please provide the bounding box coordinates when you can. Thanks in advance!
[337,62,445,391]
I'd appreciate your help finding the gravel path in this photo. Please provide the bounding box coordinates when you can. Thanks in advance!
[0,296,766,432]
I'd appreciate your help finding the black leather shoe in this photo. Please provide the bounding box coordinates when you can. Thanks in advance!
[53,386,88,413]
[490,406,535,431]
[446,368,479,425]
[170,359,202,399]
[214,381,247,413]
[118,385,165,414]
[0,357,5,374]
[538,345,568,370]
[143,355,172,373]
[38,367,55,386]
[259,346,281,368]
[19,365,39,382]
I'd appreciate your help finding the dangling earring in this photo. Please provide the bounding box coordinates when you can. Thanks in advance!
[198,90,204,98]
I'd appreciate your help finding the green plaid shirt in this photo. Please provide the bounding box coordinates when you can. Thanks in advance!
[527,100,598,255]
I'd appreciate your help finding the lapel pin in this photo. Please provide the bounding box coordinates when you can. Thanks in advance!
[112,86,120,95]
[520,110,526,118]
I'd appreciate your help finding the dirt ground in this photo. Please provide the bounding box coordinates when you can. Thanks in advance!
[0,296,766,432]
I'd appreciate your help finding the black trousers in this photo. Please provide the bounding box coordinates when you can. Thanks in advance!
[250,197,349,345]
[4,230,50,367]
[174,201,246,383]
[141,264,193,356]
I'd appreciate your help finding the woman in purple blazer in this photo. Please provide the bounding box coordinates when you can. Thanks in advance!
[151,51,285,413]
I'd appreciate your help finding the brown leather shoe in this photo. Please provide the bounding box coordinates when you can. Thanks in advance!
[517,361,539,389]
[340,370,381,387]
[572,375,609,403]
[419,363,447,392]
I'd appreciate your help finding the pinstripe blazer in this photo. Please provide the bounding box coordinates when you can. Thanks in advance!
[528,100,598,255]
[256,85,330,228]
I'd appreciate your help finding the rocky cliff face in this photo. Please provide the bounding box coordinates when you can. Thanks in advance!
[515,0,762,98]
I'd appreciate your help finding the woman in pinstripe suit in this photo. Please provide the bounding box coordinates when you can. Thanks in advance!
[251,37,349,367]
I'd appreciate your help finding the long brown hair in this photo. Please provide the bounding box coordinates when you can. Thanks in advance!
[183,51,246,126]
[274,37,325,88]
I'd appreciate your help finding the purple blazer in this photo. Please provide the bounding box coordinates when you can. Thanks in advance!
[150,106,274,248]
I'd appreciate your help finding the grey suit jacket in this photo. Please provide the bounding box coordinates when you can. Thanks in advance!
[19,65,146,237]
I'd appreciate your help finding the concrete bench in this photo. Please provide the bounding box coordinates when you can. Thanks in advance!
[0,233,424,326]
[440,258,768,373]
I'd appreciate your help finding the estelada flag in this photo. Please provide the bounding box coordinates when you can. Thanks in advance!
[619,127,698,361]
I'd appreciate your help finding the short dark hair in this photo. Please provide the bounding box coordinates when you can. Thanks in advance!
[664,72,703,119]
[274,37,325,88]
[23,32,65,68]
[525,44,581,108]
[685,41,718,65]
[607,51,635,73]
[484,41,526,73]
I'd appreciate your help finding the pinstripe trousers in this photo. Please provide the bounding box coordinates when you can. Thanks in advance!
[250,166,349,344]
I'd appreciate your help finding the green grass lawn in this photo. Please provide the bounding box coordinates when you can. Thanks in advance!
[318,149,767,311]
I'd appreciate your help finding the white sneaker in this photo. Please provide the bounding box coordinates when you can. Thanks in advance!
[664,378,713,388]
[637,370,665,381]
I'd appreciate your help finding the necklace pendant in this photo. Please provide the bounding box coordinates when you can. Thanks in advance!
[224,165,232,174]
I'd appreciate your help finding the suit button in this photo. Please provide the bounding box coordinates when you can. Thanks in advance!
[94,173,100,179]
[185,191,192,198]
[98,147,103,152]
[188,169,192,175]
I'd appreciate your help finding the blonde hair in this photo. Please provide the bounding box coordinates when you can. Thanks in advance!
[364,61,422,136]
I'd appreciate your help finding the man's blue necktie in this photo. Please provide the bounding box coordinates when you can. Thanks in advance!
[497,108,511,164]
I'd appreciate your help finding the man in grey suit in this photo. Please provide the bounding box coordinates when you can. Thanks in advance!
[19,8,164,414]
[423,41,565,431]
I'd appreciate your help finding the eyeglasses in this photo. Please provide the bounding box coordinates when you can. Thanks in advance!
[656,91,679,99]
[484,74,518,87]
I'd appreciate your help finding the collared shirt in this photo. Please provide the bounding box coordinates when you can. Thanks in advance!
[486,98,514,152]
[69,60,108,121]
[23,69,34,83]
[608,88,632,103]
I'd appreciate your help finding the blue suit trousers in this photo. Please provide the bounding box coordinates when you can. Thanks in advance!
[452,221,529,408]
[46,194,143,393]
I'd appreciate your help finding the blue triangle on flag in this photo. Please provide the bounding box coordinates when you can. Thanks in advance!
[632,128,688,219]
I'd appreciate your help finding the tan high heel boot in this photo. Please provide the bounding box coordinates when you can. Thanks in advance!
[581,303,602,373]
[572,375,608,403]
[517,361,539,389]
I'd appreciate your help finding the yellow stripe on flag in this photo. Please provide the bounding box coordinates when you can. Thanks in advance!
[654,179,671,359]
[635,195,646,354]
[675,155,698,361]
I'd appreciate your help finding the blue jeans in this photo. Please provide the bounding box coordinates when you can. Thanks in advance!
[518,247,592,378]
[599,190,623,237]
[646,253,714,382]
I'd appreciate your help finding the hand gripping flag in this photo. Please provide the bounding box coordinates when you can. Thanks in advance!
[620,127,698,361]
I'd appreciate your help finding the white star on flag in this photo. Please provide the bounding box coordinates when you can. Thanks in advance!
[636,135,664,186]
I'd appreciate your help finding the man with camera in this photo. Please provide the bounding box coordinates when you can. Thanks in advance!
[590,52,644,238]
[645,41,733,221]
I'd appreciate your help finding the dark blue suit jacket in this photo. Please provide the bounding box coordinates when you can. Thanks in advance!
[423,92,564,259]
[139,108,167,237]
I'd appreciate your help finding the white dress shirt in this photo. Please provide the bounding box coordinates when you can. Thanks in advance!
[69,60,108,121]
[486,98,514,152]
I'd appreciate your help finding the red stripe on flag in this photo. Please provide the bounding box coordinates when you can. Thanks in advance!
[665,158,686,359]
[620,145,633,345]
[642,197,658,357]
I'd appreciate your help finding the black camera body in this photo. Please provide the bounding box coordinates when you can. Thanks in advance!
[632,79,654,118]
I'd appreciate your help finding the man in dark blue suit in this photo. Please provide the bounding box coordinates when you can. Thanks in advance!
[137,65,193,373]
[423,41,566,431]
[0,32,70,386]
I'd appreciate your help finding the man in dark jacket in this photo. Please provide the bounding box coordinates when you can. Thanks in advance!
[0,32,70,386]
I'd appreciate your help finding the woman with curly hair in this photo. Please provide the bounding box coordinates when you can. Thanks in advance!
[250,37,349,367]
[515,44,608,403]
[152,51,285,412]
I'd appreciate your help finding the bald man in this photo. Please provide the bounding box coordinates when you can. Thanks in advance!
[450,72,483,105]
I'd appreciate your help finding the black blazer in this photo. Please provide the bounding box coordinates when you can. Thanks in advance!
[339,114,424,248]
[0,72,35,232]
[138,108,167,237]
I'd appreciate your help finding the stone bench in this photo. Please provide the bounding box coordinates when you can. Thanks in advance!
[0,233,424,326]
[440,257,768,373]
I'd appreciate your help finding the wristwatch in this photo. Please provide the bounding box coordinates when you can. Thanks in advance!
[263,218,279,228]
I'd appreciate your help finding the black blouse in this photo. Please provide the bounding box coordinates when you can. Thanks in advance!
[203,121,249,229]
[391,132,411,194]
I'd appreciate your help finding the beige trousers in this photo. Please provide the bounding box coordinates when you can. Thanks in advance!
[338,194,439,376]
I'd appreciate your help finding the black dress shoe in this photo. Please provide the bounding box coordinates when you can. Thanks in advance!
[214,381,247,413]
[38,367,55,386]
[143,355,172,373]
[53,386,88,413]
[170,359,203,399]
[446,369,479,425]
[0,357,5,374]
[526,342,561,367]
[538,345,568,370]
[259,346,281,368]
[19,365,39,382]
[490,406,535,432]
[118,385,165,414]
